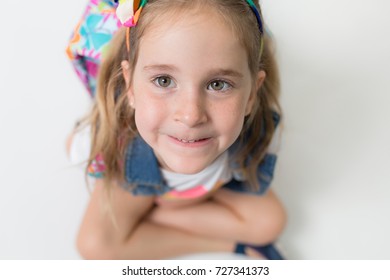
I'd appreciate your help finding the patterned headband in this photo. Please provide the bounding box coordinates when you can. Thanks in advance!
[116,0,264,55]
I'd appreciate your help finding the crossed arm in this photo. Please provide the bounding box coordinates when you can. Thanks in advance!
[77,179,286,259]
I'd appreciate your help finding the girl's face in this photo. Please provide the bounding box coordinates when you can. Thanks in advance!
[126,11,264,174]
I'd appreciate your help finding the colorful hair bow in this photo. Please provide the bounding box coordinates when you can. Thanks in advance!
[66,0,121,97]
[116,0,148,27]
[116,0,148,51]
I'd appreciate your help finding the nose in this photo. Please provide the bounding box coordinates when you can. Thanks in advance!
[173,92,208,127]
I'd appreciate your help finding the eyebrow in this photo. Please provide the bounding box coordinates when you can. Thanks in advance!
[143,64,178,72]
[143,65,244,78]
[208,68,244,78]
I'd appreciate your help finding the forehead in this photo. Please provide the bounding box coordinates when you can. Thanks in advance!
[136,10,250,74]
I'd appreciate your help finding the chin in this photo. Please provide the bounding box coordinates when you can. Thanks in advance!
[164,159,211,174]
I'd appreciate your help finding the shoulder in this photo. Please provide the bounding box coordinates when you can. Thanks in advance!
[226,110,282,195]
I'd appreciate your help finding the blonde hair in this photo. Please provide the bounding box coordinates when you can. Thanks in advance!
[85,0,281,191]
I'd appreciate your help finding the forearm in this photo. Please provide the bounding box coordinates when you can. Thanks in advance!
[116,221,234,259]
[77,180,235,259]
[79,213,234,259]
[148,189,287,245]
[147,200,247,242]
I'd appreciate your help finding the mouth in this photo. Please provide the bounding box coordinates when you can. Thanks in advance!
[175,137,210,143]
[168,135,212,147]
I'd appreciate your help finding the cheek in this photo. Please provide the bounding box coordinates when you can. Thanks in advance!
[133,95,165,134]
[213,100,247,138]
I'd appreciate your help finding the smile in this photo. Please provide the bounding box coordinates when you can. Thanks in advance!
[168,135,212,147]
[176,138,208,143]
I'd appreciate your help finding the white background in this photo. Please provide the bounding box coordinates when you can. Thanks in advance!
[0,0,389,259]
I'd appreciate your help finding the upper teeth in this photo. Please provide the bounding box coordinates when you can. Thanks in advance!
[179,139,196,143]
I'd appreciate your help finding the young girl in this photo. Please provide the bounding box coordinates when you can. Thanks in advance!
[67,0,286,260]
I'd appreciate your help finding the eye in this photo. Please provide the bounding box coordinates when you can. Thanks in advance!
[153,76,175,88]
[207,80,232,91]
